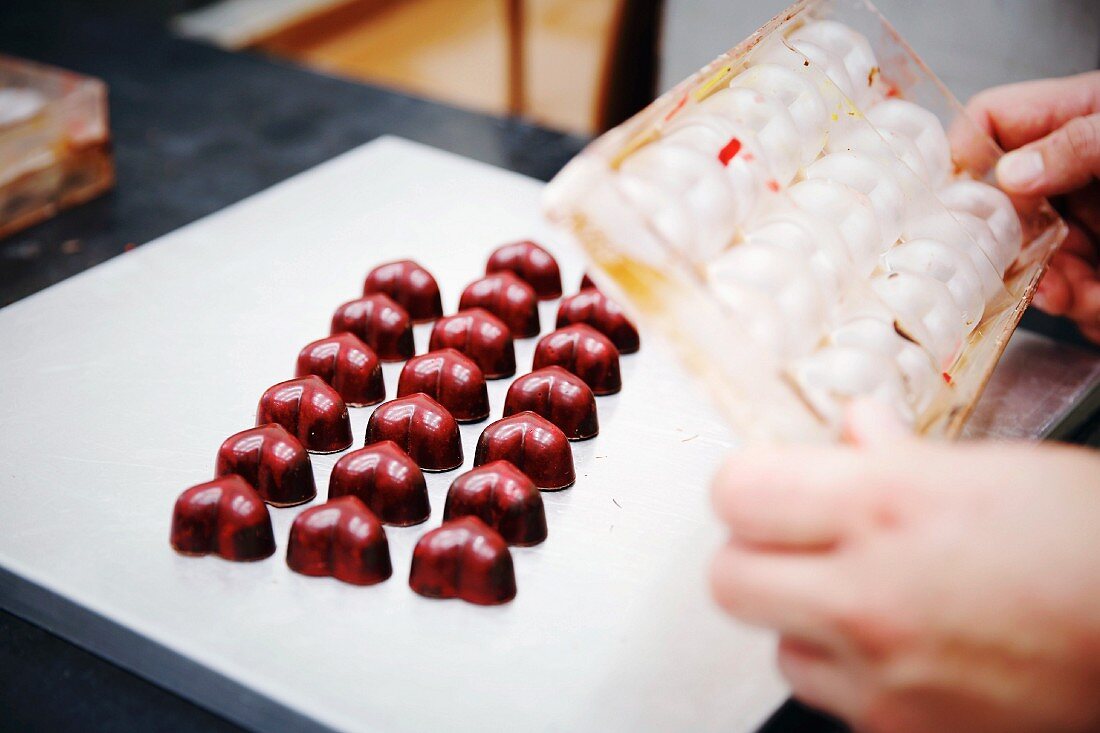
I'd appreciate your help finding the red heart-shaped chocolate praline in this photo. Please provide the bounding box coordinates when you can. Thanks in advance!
[485,240,562,300]
[397,348,489,423]
[459,271,540,338]
[365,393,463,472]
[296,332,385,407]
[503,366,598,441]
[286,496,393,586]
[533,324,621,396]
[330,293,414,362]
[409,516,516,605]
[170,475,275,561]
[215,423,316,506]
[363,259,443,323]
[474,411,575,490]
[444,460,547,546]
[256,376,353,454]
[556,289,640,354]
[329,440,430,526]
[428,308,516,379]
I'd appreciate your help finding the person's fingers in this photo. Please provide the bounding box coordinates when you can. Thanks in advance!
[1031,261,1070,315]
[1055,251,1100,325]
[996,113,1100,197]
[777,636,867,722]
[1059,221,1098,264]
[965,72,1100,151]
[1065,183,1100,240]
[710,541,841,637]
[842,398,912,448]
[1079,322,1100,345]
[711,449,870,548]
[1031,220,1100,326]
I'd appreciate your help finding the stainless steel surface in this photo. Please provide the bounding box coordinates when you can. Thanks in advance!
[964,329,1100,441]
[0,138,786,733]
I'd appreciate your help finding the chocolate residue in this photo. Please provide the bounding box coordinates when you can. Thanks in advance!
[893,320,919,345]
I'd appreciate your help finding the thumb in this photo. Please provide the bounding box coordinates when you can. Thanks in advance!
[996,113,1100,196]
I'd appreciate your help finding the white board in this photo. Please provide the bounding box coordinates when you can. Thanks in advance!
[0,137,790,733]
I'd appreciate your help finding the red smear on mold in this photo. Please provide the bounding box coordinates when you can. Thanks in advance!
[665,93,688,122]
[718,137,742,166]
[766,179,780,193]
[942,372,953,385]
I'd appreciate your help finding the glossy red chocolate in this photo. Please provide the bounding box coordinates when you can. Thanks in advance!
[362,259,443,323]
[474,411,575,490]
[503,367,598,441]
[256,376,353,454]
[409,517,516,605]
[365,393,463,472]
[485,240,562,300]
[444,461,547,546]
[215,424,316,507]
[579,273,598,291]
[286,496,393,585]
[556,289,640,354]
[329,440,430,526]
[330,293,414,362]
[458,272,540,338]
[397,348,489,423]
[428,308,516,379]
[170,475,275,561]
[533,324,622,396]
[295,332,385,407]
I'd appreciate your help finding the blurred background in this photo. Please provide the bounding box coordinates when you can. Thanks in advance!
[41,0,1100,136]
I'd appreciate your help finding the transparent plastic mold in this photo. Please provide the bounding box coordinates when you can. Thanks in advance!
[0,55,114,240]
[543,0,1067,442]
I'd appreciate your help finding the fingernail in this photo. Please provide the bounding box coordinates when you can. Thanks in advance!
[997,150,1045,190]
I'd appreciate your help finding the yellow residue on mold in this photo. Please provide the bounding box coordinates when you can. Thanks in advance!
[609,129,660,171]
[692,64,734,102]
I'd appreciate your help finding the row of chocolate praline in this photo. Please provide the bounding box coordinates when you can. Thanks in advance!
[169,240,640,605]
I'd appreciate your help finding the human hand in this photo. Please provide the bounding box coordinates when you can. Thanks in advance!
[966,72,1100,342]
[709,403,1100,733]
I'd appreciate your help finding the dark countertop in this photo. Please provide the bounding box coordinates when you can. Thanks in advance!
[0,2,840,732]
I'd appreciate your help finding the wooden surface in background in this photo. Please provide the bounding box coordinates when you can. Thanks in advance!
[255,0,510,116]
[522,0,619,133]
[247,0,627,134]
